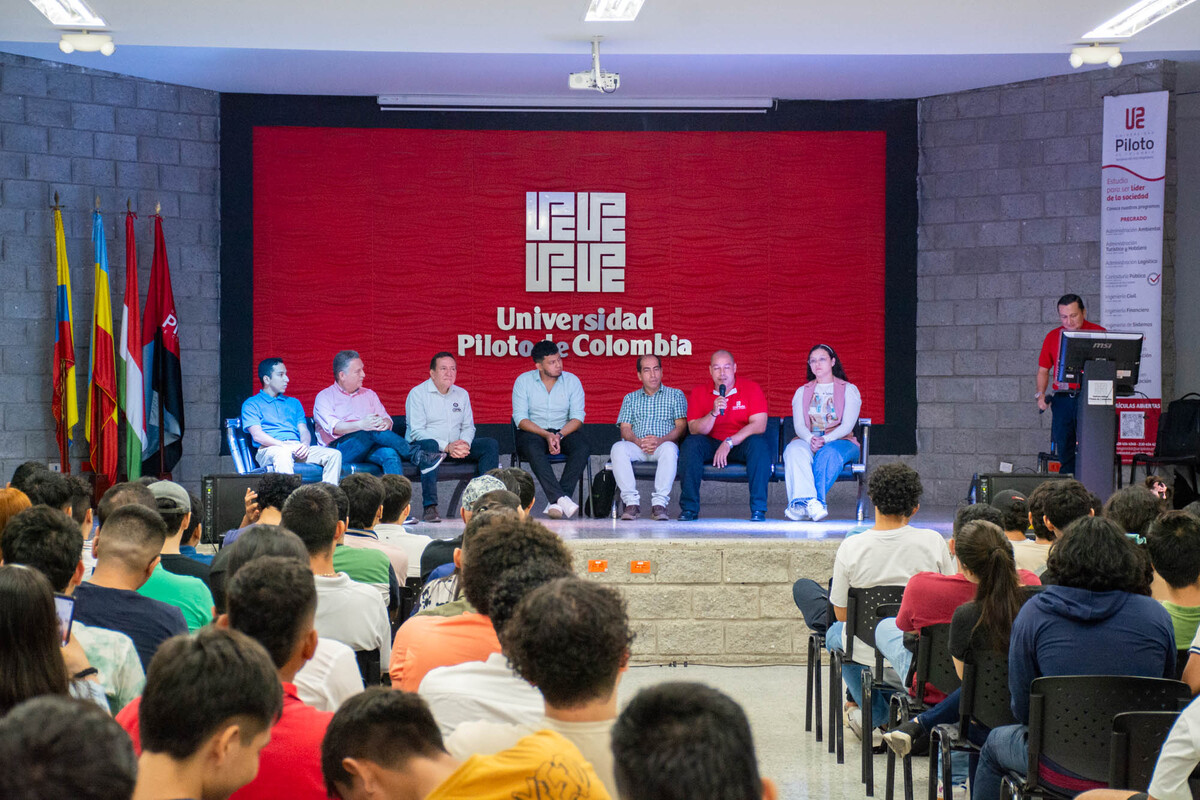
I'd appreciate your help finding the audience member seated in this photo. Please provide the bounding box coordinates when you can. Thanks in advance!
[210,525,364,712]
[418,473,512,592]
[391,510,528,689]
[415,508,520,618]
[63,474,98,576]
[487,467,537,517]
[73,503,187,671]
[446,577,630,796]
[223,472,303,547]
[0,562,107,713]
[372,474,428,579]
[612,682,777,800]
[972,516,1176,800]
[320,687,612,800]
[2,505,145,713]
[22,468,73,514]
[177,490,211,566]
[1146,473,1173,503]
[147,480,210,586]
[0,486,32,551]
[1106,484,1167,541]
[339,473,409,583]
[119,557,334,800]
[133,482,213,633]
[129,628,283,800]
[323,482,399,617]
[7,459,48,494]
[988,489,1046,575]
[282,484,391,682]
[0,696,137,800]
[792,463,954,736]
[419,520,576,734]
[1147,511,1200,652]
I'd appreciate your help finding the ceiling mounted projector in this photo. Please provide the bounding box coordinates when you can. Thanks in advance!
[58,29,114,55]
[569,38,619,93]
[1068,43,1123,68]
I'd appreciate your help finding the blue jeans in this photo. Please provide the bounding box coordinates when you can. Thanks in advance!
[332,429,414,474]
[815,440,860,502]
[1049,393,1077,475]
[412,437,500,508]
[973,724,1027,800]
[874,618,913,684]
[678,432,772,515]
[826,621,893,728]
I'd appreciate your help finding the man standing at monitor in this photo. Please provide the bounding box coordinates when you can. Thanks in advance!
[1035,293,1105,476]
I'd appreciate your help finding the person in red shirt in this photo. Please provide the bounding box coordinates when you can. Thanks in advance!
[679,350,771,521]
[119,556,333,800]
[1035,293,1106,476]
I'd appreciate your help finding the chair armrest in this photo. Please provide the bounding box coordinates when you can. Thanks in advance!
[224,419,252,474]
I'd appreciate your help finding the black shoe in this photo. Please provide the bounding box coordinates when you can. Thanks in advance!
[422,505,441,523]
[750,510,767,521]
[414,450,446,475]
[678,510,699,521]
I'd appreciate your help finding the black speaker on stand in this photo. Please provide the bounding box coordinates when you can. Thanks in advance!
[968,472,1075,505]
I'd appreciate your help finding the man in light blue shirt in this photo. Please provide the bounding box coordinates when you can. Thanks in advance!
[240,358,342,484]
[405,352,500,523]
[512,340,588,519]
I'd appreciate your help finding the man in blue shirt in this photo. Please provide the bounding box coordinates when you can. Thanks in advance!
[512,340,588,519]
[241,358,342,484]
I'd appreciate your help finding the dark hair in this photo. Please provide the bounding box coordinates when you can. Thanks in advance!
[97,481,156,526]
[64,475,93,525]
[613,682,763,800]
[1039,479,1093,532]
[139,628,283,760]
[0,565,70,715]
[254,472,302,513]
[9,461,48,495]
[23,471,72,510]
[636,353,662,372]
[806,343,849,382]
[472,489,522,516]
[321,687,446,796]
[1047,516,1149,594]
[953,503,1003,537]
[1,506,83,592]
[341,473,384,529]
[487,558,575,635]
[459,508,519,556]
[995,495,1029,533]
[1144,474,1172,501]
[321,483,350,524]
[867,463,923,517]
[461,518,574,615]
[1025,481,1054,541]
[227,556,317,669]
[280,485,338,556]
[332,349,360,378]
[488,468,535,510]
[184,492,202,540]
[1104,485,1165,537]
[0,696,137,800]
[429,351,455,371]
[379,474,413,525]
[530,340,559,363]
[257,357,284,385]
[135,476,160,487]
[955,520,1024,652]
[211,525,309,614]
[1146,511,1200,590]
[156,497,189,537]
[503,578,631,708]
[97,504,169,572]
[485,469,521,496]
[1057,293,1085,311]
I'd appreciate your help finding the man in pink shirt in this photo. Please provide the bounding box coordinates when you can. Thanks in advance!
[313,350,444,476]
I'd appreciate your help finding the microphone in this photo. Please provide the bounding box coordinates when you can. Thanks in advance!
[718,384,726,415]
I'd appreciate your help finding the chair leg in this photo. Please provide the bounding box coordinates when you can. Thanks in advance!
[814,638,823,743]
[805,637,815,733]
[940,725,954,800]
[885,695,899,800]
[927,729,940,800]
[830,652,843,761]
[862,668,874,795]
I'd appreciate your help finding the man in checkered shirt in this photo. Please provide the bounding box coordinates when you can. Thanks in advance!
[610,355,688,521]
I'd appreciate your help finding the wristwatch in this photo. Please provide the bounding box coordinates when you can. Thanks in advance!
[1034,391,1044,401]
[724,437,734,448]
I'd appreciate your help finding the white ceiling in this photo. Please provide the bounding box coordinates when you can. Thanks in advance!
[1,0,1199,98]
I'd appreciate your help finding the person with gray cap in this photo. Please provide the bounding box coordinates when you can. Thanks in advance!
[148,480,211,587]
[139,480,215,632]
[415,475,514,587]
[991,488,1049,575]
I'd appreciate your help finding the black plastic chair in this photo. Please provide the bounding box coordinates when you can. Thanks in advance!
[1130,393,1200,489]
[1000,675,1191,800]
[929,647,1014,800]
[828,584,905,794]
[354,649,382,687]
[1108,710,1181,791]
[805,593,837,744]
[885,623,962,800]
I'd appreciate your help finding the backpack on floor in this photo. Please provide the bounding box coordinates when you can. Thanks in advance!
[584,469,616,518]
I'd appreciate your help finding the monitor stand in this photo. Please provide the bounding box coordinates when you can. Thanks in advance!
[1075,358,1117,500]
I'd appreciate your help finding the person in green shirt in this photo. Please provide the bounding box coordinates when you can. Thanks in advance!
[1146,511,1200,650]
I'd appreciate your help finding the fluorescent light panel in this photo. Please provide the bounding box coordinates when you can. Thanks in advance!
[585,0,645,21]
[377,94,773,113]
[27,0,106,27]
[1082,0,1197,38]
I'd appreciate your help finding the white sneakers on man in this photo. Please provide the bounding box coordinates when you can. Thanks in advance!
[544,496,580,520]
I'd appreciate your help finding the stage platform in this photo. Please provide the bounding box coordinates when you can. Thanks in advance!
[415,505,956,666]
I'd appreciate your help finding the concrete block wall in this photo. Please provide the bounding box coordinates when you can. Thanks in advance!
[0,52,227,492]
[567,539,838,664]
[909,60,1178,506]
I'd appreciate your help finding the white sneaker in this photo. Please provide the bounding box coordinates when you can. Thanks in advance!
[544,501,564,519]
[845,706,863,740]
[557,496,580,519]
[784,499,810,521]
[806,498,828,522]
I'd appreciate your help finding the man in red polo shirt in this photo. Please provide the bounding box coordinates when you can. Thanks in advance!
[1035,293,1105,476]
[678,350,771,521]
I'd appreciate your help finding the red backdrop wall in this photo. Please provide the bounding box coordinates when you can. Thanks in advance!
[252,127,887,423]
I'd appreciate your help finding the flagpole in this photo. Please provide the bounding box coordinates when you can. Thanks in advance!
[155,202,166,480]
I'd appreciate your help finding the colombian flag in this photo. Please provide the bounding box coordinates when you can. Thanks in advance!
[86,210,119,487]
[118,210,145,480]
[52,208,79,472]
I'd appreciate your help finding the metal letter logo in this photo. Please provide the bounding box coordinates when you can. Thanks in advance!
[525,192,626,293]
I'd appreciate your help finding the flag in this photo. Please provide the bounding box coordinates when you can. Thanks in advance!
[118,209,145,480]
[52,207,79,473]
[85,210,119,487]
[141,215,184,476]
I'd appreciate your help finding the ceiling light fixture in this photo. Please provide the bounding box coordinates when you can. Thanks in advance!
[1068,43,1123,68]
[585,0,645,22]
[28,0,106,27]
[59,30,115,55]
[1082,0,1197,38]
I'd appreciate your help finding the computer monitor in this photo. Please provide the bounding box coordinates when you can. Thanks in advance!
[1056,330,1143,395]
